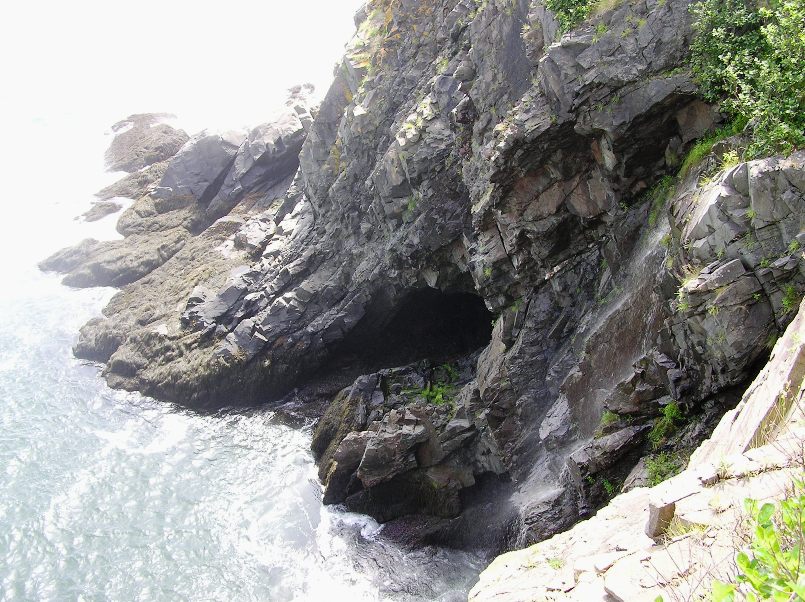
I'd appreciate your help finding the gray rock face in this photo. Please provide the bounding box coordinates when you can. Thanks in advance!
[81,201,123,222]
[205,105,312,220]
[43,0,805,554]
[104,114,189,172]
[152,131,246,205]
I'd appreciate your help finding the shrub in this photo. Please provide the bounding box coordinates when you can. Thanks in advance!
[690,0,805,158]
[546,0,595,32]
[710,480,805,601]
[648,401,685,448]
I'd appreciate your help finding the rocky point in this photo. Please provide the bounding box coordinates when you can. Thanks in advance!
[40,0,803,586]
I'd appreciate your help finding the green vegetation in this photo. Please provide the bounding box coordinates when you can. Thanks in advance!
[546,0,595,32]
[664,516,708,540]
[404,363,460,407]
[403,193,418,221]
[710,480,805,601]
[648,401,685,448]
[788,240,802,254]
[646,176,675,227]
[646,451,684,486]
[676,289,691,312]
[602,478,619,497]
[720,149,741,171]
[593,21,608,41]
[545,0,623,32]
[436,56,450,74]
[595,409,621,437]
[547,557,565,570]
[690,0,805,158]
[781,284,800,314]
[678,121,745,180]
[438,362,459,382]
[601,409,619,428]
[419,382,455,405]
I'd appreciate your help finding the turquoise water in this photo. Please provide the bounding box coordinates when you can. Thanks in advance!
[0,119,482,601]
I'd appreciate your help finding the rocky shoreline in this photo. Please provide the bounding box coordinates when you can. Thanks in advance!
[41,0,803,590]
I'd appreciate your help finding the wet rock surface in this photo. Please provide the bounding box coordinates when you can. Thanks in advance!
[42,0,804,556]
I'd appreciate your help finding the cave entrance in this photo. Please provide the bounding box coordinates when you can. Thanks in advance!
[324,287,494,376]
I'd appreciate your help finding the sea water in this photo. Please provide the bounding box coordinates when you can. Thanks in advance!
[0,116,482,601]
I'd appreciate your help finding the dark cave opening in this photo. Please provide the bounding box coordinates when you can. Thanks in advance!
[322,287,494,377]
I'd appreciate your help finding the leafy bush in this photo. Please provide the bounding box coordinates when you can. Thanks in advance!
[547,0,623,32]
[546,0,595,32]
[648,401,685,448]
[711,480,805,601]
[690,0,805,158]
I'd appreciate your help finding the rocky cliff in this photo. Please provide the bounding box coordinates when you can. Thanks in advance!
[42,0,803,561]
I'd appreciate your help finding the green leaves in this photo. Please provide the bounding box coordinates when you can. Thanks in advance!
[714,480,805,600]
[711,580,737,602]
[690,0,805,158]
[546,0,595,32]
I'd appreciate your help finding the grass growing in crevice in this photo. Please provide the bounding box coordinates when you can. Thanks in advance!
[646,451,685,486]
[645,175,675,227]
[678,120,746,180]
[781,284,801,314]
